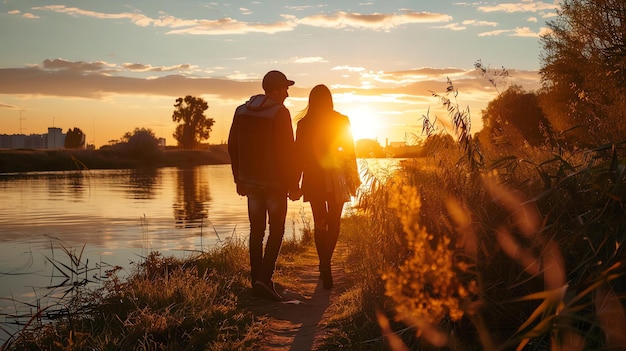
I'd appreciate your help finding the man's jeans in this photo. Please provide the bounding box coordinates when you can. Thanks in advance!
[247,189,287,283]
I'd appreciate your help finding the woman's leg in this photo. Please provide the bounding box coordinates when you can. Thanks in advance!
[310,198,343,289]
[309,199,329,268]
[325,199,344,265]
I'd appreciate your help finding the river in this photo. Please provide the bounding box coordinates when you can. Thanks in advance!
[0,159,400,341]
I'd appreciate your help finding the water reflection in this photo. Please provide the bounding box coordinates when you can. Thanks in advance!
[46,171,84,201]
[66,172,85,201]
[173,167,210,229]
[127,168,158,200]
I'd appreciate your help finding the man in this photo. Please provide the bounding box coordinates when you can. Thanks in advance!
[228,70,301,301]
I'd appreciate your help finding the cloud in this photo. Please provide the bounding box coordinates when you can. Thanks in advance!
[122,63,197,72]
[540,11,558,18]
[293,57,327,64]
[434,23,466,31]
[22,13,39,19]
[0,66,262,100]
[478,26,547,38]
[42,58,115,72]
[332,66,366,72]
[8,9,39,19]
[478,29,512,37]
[347,67,469,90]
[33,5,156,27]
[297,11,452,31]
[28,58,199,76]
[32,5,293,35]
[0,59,268,100]
[462,19,498,27]
[285,5,321,11]
[165,18,296,35]
[511,26,542,37]
[478,1,558,13]
[478,27,551,38]
[538,27,552,36]
[29,5,451,35]
[0,102,18,109]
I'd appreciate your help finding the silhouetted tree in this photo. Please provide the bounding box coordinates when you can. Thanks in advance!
[121,127,160,161]
[540,0,626,146]
[64,127,85,149]
[479,85,552,150]
[172,96,215,149]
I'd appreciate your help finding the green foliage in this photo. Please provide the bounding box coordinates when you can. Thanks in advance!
[172,95,215,149]
[540,0,626,147]
[64,127,85,149]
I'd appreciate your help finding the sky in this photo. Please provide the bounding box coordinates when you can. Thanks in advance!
[0,0,559,148]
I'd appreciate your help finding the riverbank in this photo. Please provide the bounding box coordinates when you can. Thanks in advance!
[1,221,377,350]
[0,145,231,173]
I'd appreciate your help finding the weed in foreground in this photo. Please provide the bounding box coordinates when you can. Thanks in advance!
[3,238,265,351]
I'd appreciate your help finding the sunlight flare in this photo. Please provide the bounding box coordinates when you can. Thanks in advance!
[343,107,382,141]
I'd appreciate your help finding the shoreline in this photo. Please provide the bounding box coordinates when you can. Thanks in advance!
[0,144,231,174]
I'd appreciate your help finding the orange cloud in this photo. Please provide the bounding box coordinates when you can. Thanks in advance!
[298,11,452,31]
[478,1,558,13]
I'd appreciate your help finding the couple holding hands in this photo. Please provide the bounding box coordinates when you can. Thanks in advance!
[228,70,360,301]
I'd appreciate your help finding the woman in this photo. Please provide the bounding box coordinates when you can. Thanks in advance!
[295,84,360,289]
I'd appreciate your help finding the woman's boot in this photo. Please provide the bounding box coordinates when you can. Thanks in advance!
[319,264,333,290]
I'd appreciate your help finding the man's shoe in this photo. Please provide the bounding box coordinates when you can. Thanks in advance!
[253,280,283,301]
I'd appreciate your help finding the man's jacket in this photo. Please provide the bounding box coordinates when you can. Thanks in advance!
[228,94,298,194]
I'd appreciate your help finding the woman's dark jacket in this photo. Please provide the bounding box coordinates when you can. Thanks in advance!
[295,111,360,203]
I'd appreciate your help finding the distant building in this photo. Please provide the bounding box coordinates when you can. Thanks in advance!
[0,127,69,149]
[158,137,166,148]
[47,127,65,149]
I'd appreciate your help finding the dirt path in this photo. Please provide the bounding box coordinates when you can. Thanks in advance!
[243,244,348,351]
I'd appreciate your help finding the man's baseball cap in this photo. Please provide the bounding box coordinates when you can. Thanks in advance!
[262,70,295,92]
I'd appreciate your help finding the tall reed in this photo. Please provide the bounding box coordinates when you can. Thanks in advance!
[336,68,626,350]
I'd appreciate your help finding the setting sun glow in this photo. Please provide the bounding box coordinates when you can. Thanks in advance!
[344,108,381,142]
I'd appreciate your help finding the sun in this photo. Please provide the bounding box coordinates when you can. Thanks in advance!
[344,108,381,141]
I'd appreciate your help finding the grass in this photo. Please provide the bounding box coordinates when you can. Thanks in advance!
[1,237,262,350]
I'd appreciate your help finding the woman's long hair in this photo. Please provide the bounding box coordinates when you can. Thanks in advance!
[296,84,334,121]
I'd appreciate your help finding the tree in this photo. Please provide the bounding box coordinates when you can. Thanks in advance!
[540,0,626,146]
[64,127,85,149]
[172,96,215,149]
[121,127,160,160]
[478,85,552,152]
